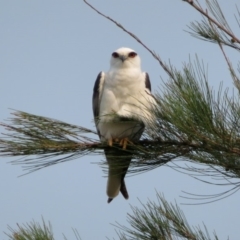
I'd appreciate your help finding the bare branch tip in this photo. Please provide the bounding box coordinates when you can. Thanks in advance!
[183,0,194,5]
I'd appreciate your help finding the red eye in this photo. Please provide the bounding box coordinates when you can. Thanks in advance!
[128,52,137,58]
[112,52,119,58]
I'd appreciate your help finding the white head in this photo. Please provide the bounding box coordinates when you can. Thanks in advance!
[109,47,141,70]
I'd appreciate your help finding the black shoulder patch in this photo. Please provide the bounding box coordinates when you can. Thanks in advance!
[93,72,102,94]
[92,72,103,118]
[145,72,151,92]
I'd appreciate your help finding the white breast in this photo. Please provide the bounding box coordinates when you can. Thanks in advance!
[97,68,154,141]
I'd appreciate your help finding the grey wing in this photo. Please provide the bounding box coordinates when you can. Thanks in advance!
[144,72,151,92]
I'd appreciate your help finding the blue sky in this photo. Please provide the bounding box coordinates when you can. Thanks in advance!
[0,1,239,239]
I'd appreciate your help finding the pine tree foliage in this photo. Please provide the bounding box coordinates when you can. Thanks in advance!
[5,219,54,240]
[4,195,219,240]
[5,218,82,240]
[0,110,101,173]
[184,0,240,90]
[113,193,219,240]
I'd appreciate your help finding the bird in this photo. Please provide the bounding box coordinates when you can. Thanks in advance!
[92,47,155,203]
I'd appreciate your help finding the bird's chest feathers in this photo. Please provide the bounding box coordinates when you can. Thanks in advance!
[108,70,142,95]
[100,70,145,121]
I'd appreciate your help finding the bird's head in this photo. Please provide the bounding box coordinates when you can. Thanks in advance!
[110,47,141,70]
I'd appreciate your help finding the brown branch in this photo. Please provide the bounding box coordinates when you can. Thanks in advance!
[83,0,175,79]
[183,0,240,43]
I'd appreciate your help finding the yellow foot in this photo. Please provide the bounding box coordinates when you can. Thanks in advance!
[108,138,120,146]
[108,138,113,147]
[108,138,132,149]
[119,138,131,150]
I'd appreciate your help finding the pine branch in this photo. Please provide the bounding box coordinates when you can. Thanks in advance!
[113,192,219,240]
[185,0,240,91]
[0,110,102,173]
[183,0,240,46]
[4,194,220,240]
[183,0,240,105]
[5,218,82,240]
[5,218,54,240]
[0,110,173,174]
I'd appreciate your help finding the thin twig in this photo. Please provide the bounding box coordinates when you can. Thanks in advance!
[83,0,174,79]
[207,13,240,88]
[183,0,240,43]
[218,42,240,86]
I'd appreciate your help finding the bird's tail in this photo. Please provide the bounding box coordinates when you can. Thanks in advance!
[105,148,132,203]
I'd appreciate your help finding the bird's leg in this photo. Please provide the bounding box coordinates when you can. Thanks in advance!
[119,138,132,150]
[108,138,113,147]
[108,138,132,149]
[108,138,120,146]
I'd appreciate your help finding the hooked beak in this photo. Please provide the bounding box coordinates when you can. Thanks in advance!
[119,55,127,62]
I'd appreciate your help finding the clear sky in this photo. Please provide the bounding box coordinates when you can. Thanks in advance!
[0,1,239,239]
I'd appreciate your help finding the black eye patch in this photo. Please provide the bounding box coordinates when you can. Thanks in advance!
[112,52,119,58]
